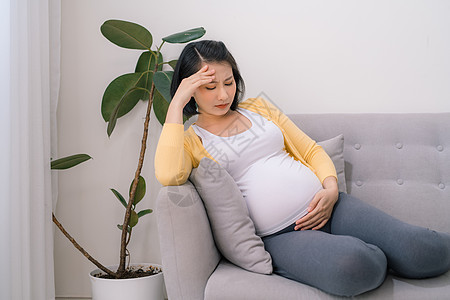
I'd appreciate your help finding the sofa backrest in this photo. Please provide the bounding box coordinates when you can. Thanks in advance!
[289,113,450,232]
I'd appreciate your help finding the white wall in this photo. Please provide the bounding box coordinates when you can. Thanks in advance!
[55,0,450,297]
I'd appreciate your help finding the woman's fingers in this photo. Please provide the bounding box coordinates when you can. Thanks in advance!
[171,65,216,107]
[198,65,209,73]
[186,74,214,89]
[197,71,215,83]
[295,211,324,231]
[298,216,327,231]
[186,65,215,86]
[181,69,214,88]
[295,197,329,230]
[196,64,208,73]
[295,188,338,231]
[195,64,215,76]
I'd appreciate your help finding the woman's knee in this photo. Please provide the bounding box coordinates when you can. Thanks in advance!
[391,230,450,278]
[264,231,388,297]
[324,239,387,296]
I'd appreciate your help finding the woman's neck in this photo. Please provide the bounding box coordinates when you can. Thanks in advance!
[195,109,253,137]
[195,109,240,131]
[196,109,233,125]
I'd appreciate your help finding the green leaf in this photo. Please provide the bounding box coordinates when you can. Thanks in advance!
[168,60,178,70]
[130,210,139,227]
[106,86,147,137]
[162,27,206,44]
[134,51,163,101]
[51,154,92,170]
[130,176,146,205]
[101,72,149,131]
[135,51,163,73]
[101,20,152,50]
[117,224,131,233]
[153,71,173,102]
[107,108,120,137]
[111,189,127,208]
[152,89,170,125]
[137,209,153,218]
[152,88,188,125]
[135,71,154,100]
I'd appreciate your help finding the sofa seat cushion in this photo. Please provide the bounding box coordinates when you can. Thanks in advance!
[205,261,450,300]
[359,270,450,299]
[205,260,338,300]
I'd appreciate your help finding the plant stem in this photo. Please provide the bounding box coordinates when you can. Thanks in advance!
[117,71,156,275]
[52,213,118,278]
[157,40,165,53]
[117,41,165,276]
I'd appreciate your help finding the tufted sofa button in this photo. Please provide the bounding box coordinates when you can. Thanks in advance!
[356,180,363,187]
[437,145,444,152]
[354,144,361,150]
[396,143,403,149]
[438,183,445,189]
[397,179,404,185]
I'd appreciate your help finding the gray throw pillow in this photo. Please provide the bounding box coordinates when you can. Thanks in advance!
[318,134,347,193]
[189,158,273,275]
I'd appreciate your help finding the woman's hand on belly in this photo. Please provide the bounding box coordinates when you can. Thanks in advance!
[294,176,339,231]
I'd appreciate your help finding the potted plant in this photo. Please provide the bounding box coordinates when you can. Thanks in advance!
[51,20,206,299]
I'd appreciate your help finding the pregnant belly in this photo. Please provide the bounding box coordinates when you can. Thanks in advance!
[240,152,323,236]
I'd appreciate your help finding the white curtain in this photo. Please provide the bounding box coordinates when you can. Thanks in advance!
[0,0,61,299]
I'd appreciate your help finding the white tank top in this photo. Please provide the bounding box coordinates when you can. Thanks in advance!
[192,108,323,236]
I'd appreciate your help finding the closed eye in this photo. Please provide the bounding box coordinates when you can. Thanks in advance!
[205,79,234,90]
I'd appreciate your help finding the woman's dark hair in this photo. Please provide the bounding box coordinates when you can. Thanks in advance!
[170,40,245,118]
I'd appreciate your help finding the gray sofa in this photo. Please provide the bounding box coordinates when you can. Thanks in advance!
[156,113,450,299]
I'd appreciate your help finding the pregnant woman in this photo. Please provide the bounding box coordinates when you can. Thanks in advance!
[155,40,450,296]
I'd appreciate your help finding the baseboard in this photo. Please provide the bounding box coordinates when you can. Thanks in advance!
[55,297,91,300]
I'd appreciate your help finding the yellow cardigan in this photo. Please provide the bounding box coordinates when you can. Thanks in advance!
[154,97,337,186]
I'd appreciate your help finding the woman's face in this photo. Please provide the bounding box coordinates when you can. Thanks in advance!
[193,62,236,117]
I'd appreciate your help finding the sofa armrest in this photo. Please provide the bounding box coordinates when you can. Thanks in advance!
[156,181,221,300]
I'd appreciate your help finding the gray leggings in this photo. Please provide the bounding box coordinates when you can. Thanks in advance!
[262,193,450,297]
